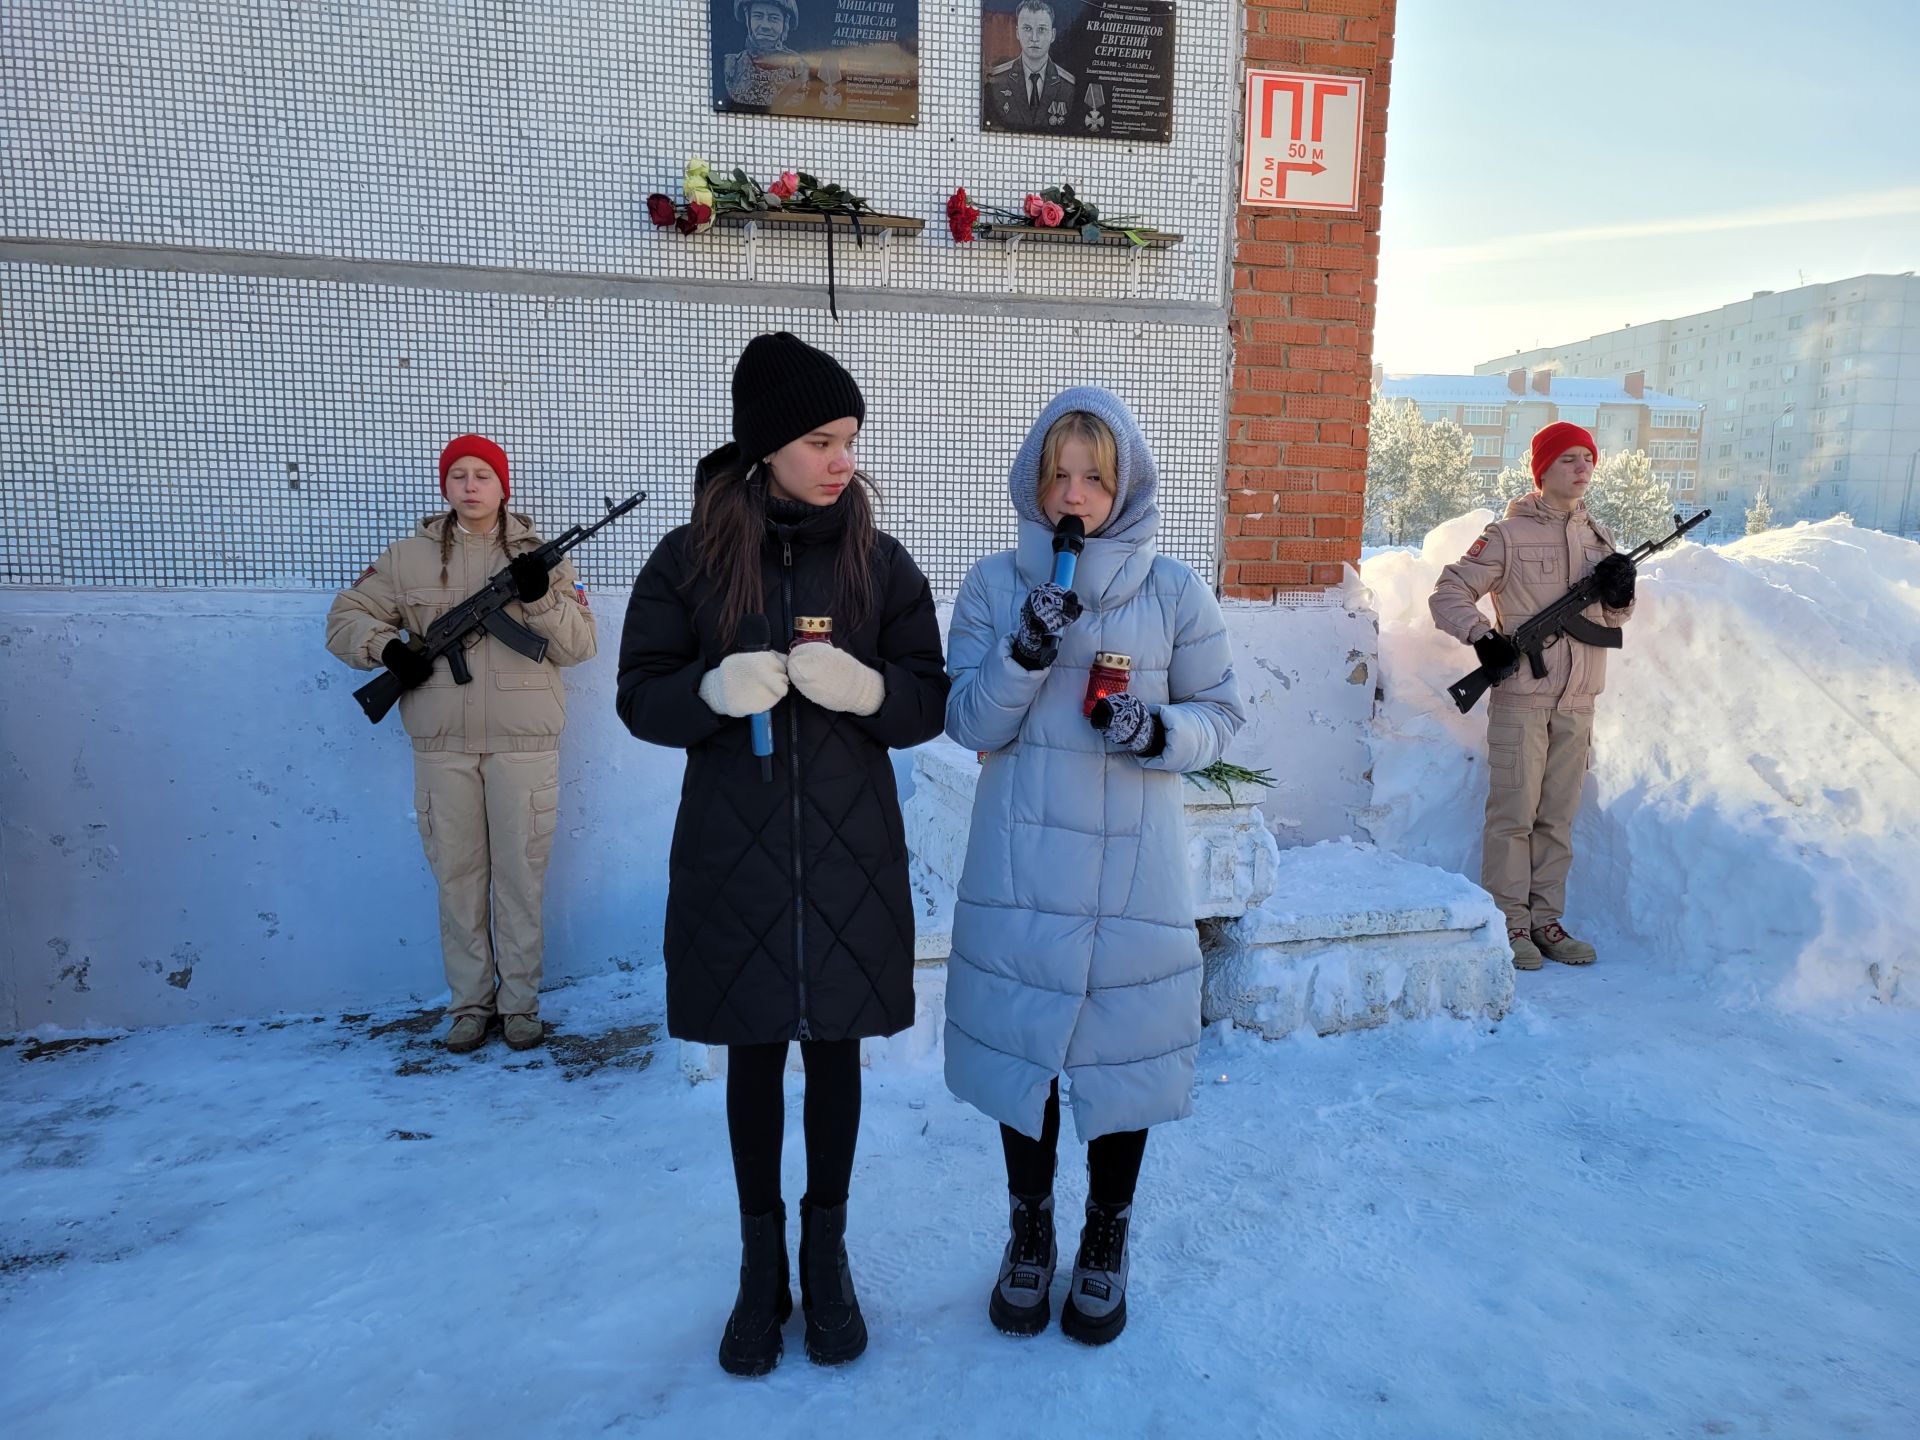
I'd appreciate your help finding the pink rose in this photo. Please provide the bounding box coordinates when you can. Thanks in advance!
[769,171,800,200]
[1038,200,1065,228]
[1023,194,1044,219]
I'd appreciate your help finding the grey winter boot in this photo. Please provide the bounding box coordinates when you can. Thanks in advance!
[1531,921,1597,965]
[988,1191,1057,1336]
[1060,1198,1132,1346]
[799,1197,868,1366]
[718,1203,792,1377]
[1508,928,1544,971]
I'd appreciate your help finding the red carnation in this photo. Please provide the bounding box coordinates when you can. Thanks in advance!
[946,187,980,243]
[646,193,677,228]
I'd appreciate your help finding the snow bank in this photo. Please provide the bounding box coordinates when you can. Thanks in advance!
[1363,513,1920,1009]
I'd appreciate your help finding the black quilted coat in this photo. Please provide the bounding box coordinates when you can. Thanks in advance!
[616,475,949,1045]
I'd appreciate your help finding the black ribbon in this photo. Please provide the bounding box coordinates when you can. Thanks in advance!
[819,206,868,322]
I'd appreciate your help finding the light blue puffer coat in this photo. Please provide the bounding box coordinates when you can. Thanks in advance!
[942,388,1246,1141]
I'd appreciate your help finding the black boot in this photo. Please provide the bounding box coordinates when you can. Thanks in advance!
[1060,1198,1133,1346]
[718,1203,792,1377]
[799,1196,868,1366]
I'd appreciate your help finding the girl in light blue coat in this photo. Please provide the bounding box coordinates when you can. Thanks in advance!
[943,387,1246,1345]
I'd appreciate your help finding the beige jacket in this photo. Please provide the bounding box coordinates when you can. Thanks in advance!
[1428,492,1635,713]
[326,513,597,752]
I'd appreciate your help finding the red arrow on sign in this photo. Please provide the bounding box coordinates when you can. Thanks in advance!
[1265,159,1327,197]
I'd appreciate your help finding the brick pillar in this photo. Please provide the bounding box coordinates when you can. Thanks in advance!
[1226,0,1394,598]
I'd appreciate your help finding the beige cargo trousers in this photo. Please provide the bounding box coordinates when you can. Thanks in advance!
[413,749,560,1018]
[1481,705,1592,932]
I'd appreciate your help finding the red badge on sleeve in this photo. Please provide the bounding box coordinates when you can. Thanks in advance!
[1467,538,1487,559]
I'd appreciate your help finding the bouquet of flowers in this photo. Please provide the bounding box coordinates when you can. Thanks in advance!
[648,159,874,234]
[946,183,1149,247]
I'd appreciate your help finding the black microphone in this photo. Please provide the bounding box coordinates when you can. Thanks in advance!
[738,614,775,783]
[1051,514,1086,589]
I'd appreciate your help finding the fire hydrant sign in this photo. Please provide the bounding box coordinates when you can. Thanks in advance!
[1241,69,1366,210]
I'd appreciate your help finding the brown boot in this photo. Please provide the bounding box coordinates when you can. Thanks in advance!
[1531,922,1597,965]
[502,1014,545,1051]
[1508,928,1543,971]
[445,1015,490,1053]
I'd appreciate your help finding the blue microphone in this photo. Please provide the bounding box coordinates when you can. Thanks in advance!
[1051,514,1086,589]
[739,613,775,783]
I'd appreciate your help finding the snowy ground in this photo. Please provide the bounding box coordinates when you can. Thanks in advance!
[7,516,1918,1436]
[5,959,1916,1439]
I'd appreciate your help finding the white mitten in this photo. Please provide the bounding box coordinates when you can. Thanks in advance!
[697,649,790,717]
[786,643,885,717]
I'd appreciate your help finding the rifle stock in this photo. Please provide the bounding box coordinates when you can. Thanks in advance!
[352,668,408,724]
[1446,666,1499,713]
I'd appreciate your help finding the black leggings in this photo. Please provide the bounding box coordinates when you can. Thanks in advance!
[726,1039,862,1217]
[1000,1078,1148,1206]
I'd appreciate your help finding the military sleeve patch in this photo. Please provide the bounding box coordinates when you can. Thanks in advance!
[1467,538,1487,559]
[572,582,590,609]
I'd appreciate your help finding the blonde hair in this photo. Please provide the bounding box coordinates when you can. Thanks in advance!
[1037,411,1118,509]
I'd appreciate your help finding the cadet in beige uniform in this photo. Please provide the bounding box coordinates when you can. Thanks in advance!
[1429,422,1637,970]
[327,435,597,1052]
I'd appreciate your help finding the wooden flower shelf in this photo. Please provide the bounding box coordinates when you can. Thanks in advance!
[713,209,924,288]
[970,222,1182,298]
[713,209,925,234]
[973,222,1183,250]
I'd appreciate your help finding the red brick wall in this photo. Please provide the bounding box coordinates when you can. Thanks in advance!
[1226,0,1395,598]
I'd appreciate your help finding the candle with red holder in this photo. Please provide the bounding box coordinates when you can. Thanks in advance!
[1083,652,1132,717]
[792,616,833,647]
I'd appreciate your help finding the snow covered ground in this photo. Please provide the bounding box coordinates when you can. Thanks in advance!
[4,959,1916,1439]
[5,515,1917,1436]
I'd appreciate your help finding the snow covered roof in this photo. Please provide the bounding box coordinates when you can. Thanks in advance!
[1380,373,1697,410]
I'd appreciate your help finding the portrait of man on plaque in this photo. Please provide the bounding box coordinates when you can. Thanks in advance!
[721,0,811,109]
[982,1,1078,134]
[979,0,1174,143]
[710,0,921,126]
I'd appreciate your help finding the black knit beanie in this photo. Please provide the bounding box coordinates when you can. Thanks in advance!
[731,332,866,463]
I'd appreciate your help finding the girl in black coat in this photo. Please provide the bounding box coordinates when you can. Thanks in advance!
[616,333,948,1376]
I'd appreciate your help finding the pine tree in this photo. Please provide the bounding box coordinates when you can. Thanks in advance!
[1472,462,1535,518]
[1364,394,1477,545]
[1745,490,1775,536]
[1585,450,1674,548]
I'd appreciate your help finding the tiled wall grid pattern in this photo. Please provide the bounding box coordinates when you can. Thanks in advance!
[1224,0,1392,596]
[0,1,1280,595]
[0,267,1227,591]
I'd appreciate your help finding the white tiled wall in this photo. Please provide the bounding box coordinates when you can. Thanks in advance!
[1,1,1238,593]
